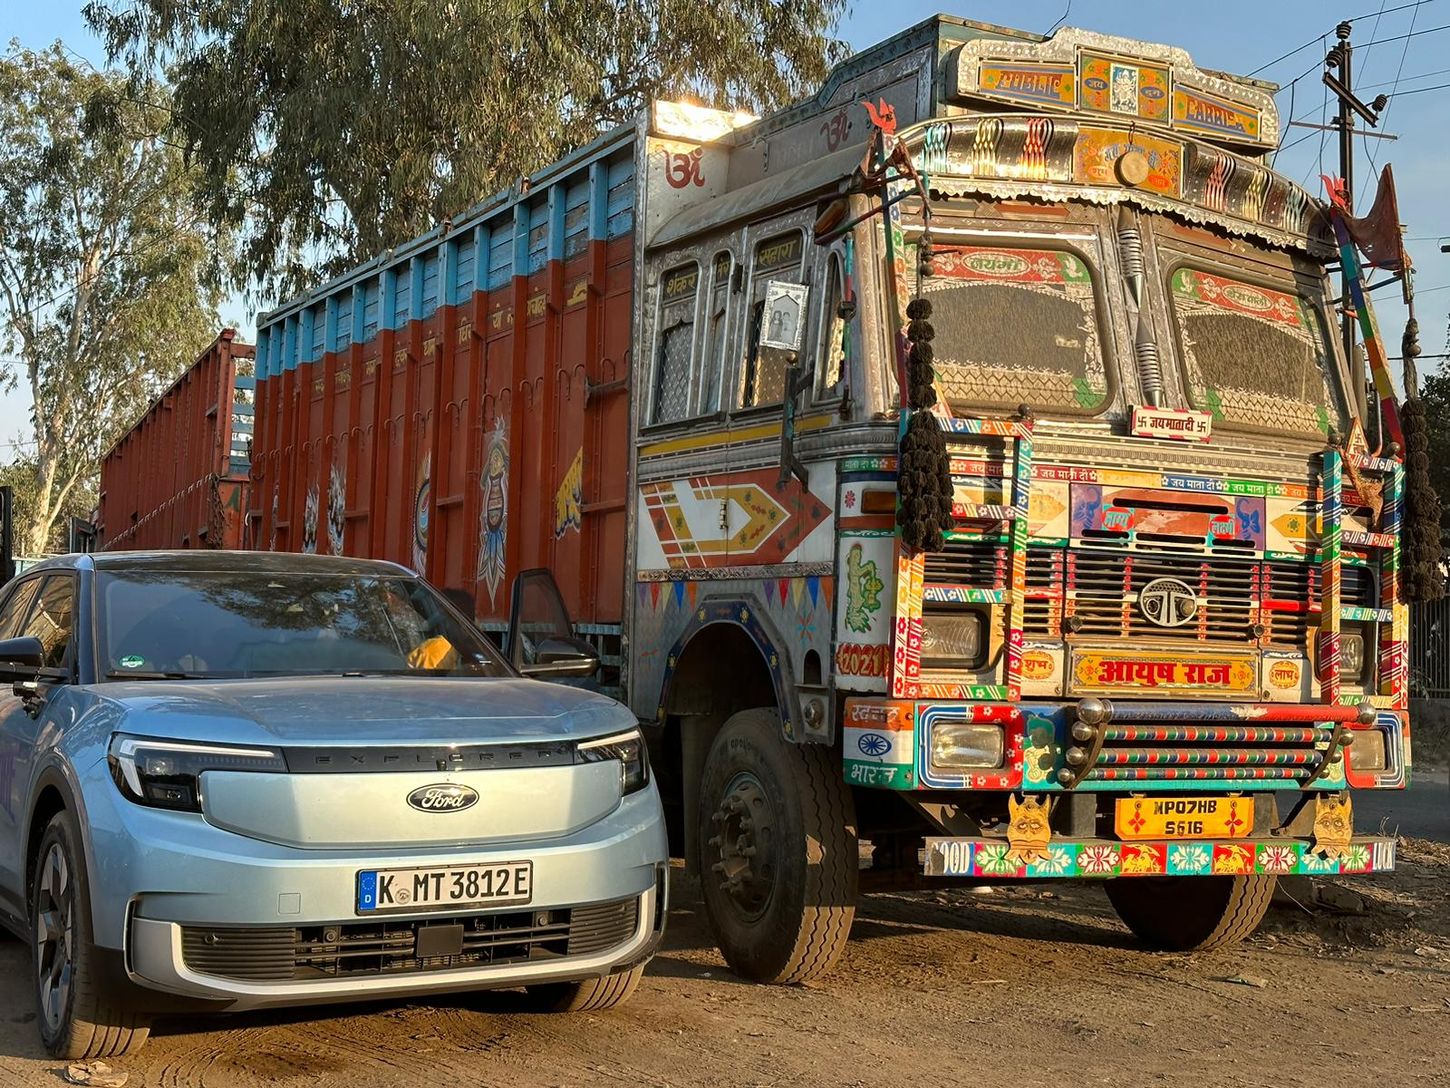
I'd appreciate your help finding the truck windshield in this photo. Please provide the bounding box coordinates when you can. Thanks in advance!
[97,570,511,680]
[1168,267,1345,437]
[921,245,1109,414]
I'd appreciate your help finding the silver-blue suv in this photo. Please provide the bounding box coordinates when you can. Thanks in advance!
[0,552,667,1058]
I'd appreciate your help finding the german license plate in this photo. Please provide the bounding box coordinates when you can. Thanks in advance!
[1115,797,1252,841]
[356,862,533,914]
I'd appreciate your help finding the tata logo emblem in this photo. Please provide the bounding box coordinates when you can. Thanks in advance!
[406,783,479,813]
[1137,578,1199,628]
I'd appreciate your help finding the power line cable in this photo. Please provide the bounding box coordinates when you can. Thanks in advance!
[1367,0,1424,173]
[1247,0,1446,75]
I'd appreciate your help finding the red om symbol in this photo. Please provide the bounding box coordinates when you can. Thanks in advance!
[820,107,852,151]
[663,147,705,189]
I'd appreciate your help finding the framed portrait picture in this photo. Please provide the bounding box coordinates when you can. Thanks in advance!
[759,280,809,353]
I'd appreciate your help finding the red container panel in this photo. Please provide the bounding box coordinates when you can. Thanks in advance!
[250,135,636,628]
[98,330,254,551]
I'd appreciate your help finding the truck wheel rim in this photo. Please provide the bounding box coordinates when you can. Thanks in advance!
[708,772,776,920]
[35,842,74,1033]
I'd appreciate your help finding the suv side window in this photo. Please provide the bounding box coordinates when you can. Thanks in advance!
[0,579,42,640]
[23,576,75,670]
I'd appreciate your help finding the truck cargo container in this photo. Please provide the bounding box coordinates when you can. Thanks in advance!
[113,16,1414,987]
[98,330,255,551]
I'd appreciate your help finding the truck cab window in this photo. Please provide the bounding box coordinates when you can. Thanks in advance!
[699,252,733,416]
[740,231,804,409]
[1168,266,1346,437]
[922,244,1109,415]
[818,252,847,397]
[651,263,699,425]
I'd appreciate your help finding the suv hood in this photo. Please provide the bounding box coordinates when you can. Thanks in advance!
[93,676,634,748]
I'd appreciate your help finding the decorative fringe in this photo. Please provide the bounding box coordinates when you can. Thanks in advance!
[1400,320,1444,600]
[897,297,954,553]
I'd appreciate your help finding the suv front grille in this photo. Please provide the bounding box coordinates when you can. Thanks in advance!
[180,898,639,982]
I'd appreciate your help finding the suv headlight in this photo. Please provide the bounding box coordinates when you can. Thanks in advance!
[108,734,286,812]
[577,728,649,795]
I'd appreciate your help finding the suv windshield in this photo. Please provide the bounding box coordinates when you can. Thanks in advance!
[97,569,510,680]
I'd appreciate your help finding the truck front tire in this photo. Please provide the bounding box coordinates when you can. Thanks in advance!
[1105,873,1277,951]
[696,708,857,984]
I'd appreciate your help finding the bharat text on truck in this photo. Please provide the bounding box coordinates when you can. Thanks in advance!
[100,16,1416,984]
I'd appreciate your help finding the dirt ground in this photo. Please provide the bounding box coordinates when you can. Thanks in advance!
[2,781,1447,1088]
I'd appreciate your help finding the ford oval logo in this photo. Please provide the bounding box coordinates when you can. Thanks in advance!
[407,783,479,813]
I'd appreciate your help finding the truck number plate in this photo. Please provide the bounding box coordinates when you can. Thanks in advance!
[1114,797,1252,841]
[356,862,533,914]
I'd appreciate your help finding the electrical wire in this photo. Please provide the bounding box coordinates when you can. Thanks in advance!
[1359,0,1393,71]
[1247,0,1446,75]
[1047,0,1072,36]
[1380,78,1450,95]
[1368,0,1424,174]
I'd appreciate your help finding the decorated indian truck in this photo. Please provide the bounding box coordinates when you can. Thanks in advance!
[115,16,1415,984]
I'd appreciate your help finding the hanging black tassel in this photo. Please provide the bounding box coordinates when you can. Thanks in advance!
[1399,319,1445,600]
[897,297,954,553]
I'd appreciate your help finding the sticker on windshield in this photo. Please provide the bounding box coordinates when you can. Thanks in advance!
[118,655,144,669]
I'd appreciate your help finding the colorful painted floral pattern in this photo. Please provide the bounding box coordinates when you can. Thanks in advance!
[1027,845,1077,877]
[1079,845,1121,876]
[974,843,1020,877]
[1257,845,1299,874]
[1169,844,1212,875]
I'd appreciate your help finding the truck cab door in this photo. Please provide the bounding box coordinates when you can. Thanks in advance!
[505,569,601,686]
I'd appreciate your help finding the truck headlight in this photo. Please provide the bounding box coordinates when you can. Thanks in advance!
[109,734,286,812]
[1340,631,1367,684]
[577,728,650,795]
[1346,729,1388,773]
[930,722,1005,771]
[920,610,985,669]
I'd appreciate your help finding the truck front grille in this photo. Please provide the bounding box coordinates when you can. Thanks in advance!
[1064,546,1256,642]
[179,897,639,982]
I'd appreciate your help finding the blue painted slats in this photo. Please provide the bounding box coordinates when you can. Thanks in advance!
[488,221,513,290]
[362,278,381,339]
[334,292,352,351]
[421,253,440,311]
[455,235,476,303]
[255,135,635,350]
[527,200,548,274]
[395,266,412,327]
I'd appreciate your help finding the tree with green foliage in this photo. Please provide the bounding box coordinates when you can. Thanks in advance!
[1416,367,1450,532]
[86,0,849,297]
[0,43,224,554]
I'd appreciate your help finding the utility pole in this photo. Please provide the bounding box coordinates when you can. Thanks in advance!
[1323,20,1388,424]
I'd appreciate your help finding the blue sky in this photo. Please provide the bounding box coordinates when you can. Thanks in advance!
[4,1,1448,445]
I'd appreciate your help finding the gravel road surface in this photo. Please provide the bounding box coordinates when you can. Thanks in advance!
[2,774,1445,1088]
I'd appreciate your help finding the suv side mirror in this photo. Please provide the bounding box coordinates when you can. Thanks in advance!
[0,636,44,680]
[520,636,600,679]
